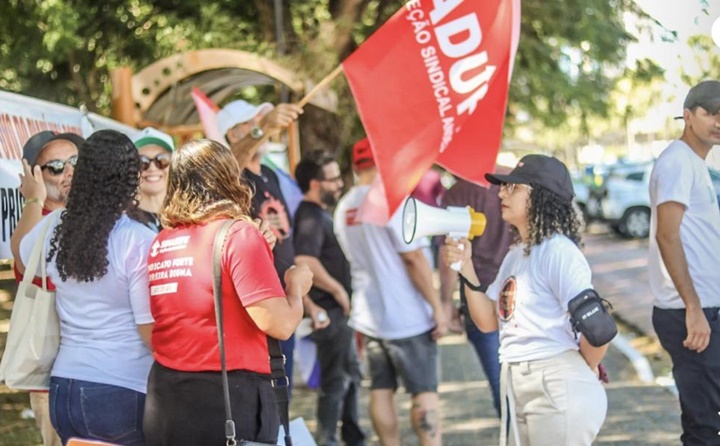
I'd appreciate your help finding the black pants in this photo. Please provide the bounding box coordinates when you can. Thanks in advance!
[310,307,365,446]
[653,306,720,446]
[143,362,279,446]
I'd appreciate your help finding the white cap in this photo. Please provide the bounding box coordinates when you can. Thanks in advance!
[133,127,175,152]
[217,100,274,140]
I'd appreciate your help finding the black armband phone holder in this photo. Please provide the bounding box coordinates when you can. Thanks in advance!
[568,289,617,347]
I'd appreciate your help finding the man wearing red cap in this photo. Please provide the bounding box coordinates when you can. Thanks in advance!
[334,138,447,446]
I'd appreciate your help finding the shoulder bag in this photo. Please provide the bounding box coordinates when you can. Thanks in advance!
[213,220,293,446]
[0,210,62,390]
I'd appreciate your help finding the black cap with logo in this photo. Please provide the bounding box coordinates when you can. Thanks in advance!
[22,131,85,167]
[485,154,574,201]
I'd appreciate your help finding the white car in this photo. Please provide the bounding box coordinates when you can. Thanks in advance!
[586,162,653,238]
[587,162,720,238]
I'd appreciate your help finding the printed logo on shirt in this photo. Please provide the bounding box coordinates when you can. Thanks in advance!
[345,208,360,226]
[151,282,178,296]
[257,192,291,242]
[498,276,517,322]
[150,235,191,258]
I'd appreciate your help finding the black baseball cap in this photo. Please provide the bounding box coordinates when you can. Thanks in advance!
[485,154,574,200]
[22,131,86,167]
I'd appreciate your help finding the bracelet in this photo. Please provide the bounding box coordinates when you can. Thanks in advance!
[22,198,45,209]
[459,273,483,292]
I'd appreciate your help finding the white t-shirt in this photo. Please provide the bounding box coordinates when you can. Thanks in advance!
[334,185,434,340]
[486,235,591,363]
[20,213,155,393]
[648,140,720,309]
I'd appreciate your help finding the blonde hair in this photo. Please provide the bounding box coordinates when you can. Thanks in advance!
[160,139,252,228]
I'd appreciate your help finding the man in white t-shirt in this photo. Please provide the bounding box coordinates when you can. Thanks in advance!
[334,138,447,446]
[649,80,720,445]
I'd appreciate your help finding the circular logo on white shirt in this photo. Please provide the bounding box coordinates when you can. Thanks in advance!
[498,276,517,322]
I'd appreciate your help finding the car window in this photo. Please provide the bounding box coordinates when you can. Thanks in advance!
[625,172,645,182]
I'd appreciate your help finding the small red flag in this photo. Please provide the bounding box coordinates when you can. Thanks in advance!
[190,87,224,144]
[342,0,520,222]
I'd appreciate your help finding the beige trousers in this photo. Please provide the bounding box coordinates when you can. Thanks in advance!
[29,392,63,446]
[500,350,607,446]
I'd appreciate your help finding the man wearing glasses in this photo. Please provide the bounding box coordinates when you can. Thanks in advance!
[293,151,366,446]
[21,131,84,213]
[15,130,85,446]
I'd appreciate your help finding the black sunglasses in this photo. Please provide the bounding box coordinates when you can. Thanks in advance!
[139,153,170,171]
[40,155,78,176]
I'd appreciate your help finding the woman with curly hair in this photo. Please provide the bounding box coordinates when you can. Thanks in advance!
[143,139,312,446]
[444,155,610,446]
[13,129,155,445]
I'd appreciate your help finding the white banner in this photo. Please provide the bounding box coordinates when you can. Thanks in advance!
[0,90,139,259]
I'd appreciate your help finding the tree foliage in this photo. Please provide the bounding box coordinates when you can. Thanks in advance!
[0,0,658,150]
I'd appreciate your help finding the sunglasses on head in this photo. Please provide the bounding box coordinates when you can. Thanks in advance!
[139,153,170,171]
[40,155,78,176]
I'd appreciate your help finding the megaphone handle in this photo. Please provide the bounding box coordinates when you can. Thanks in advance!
[449,236,463,272]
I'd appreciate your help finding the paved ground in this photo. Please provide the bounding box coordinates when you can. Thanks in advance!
[289,332,681,445]
[288,228,684,445]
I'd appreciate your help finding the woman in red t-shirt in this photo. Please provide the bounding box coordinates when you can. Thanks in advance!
[143,139,312,446]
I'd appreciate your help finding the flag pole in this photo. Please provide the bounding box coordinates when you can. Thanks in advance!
[297,65,344,108]
[249,65,343,169]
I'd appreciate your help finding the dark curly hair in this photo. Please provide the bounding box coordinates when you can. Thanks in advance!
[160,139,252,228]
[520,184,582,255]
[47,130,140,282]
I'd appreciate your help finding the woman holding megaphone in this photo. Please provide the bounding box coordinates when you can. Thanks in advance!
[443,154,614,446]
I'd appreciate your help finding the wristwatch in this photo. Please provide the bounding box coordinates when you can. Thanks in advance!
[250,126,264,140]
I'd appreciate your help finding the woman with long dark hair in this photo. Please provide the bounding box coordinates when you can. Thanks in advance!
[444,155,609,446]
[13,129,156,445]
[143,139,312,445]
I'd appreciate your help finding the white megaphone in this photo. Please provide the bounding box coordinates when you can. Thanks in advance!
[402,197,487,271]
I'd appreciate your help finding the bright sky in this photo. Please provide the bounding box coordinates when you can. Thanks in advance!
[623,1,720,137]
[626,1,720,166]
[628,0,720,89]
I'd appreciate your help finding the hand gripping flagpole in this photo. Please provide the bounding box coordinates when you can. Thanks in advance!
[251,64,344,150]
[297,65,344,108]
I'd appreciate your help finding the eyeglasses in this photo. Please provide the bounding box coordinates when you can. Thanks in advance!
[140,153,170,171]
[500,182,533,194]
[40,155,78,176]
[320,175,342,184]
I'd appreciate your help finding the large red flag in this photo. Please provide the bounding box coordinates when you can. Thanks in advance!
[342,0,520,223]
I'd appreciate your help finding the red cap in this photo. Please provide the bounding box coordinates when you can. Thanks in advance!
[352,138,375,170]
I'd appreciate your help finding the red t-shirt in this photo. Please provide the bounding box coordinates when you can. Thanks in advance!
[148,219,285,374]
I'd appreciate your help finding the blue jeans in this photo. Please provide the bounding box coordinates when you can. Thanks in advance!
[49,377,146,446]
[466,321,501,417]
[461,286,501,417]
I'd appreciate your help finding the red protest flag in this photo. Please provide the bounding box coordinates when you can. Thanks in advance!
[341,0,520,221]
